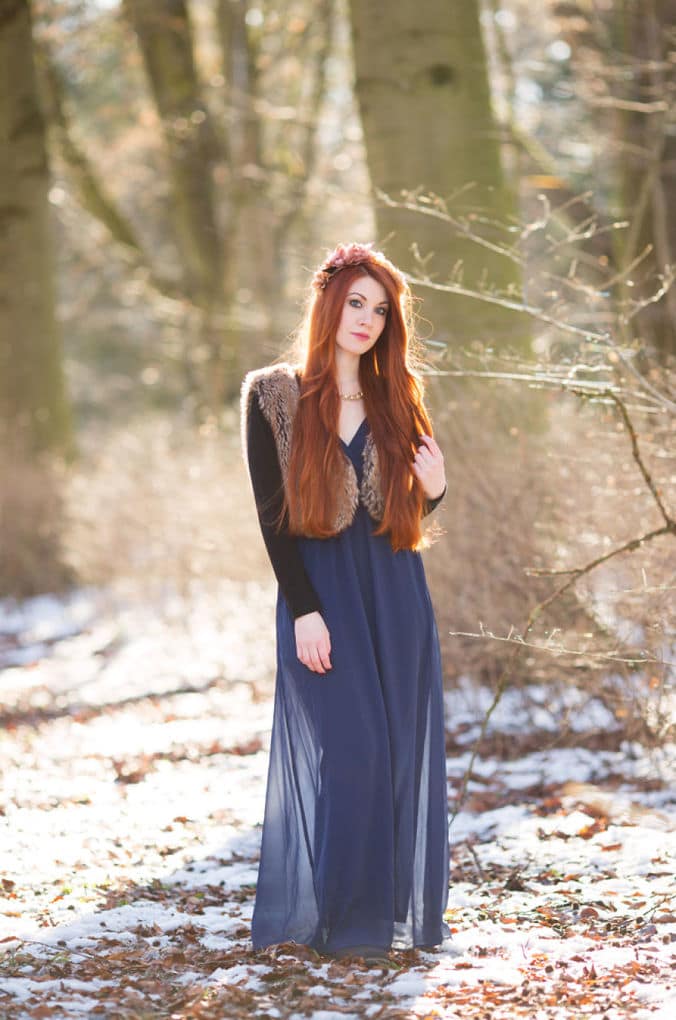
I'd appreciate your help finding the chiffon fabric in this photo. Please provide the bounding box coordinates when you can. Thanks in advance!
[251,417,450,953]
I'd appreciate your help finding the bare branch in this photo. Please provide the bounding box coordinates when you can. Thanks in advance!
[447,628,672,668]
[579,94,669,114]
[609,391,674,526]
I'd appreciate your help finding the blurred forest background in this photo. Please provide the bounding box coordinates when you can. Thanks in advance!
[1,0,674,739]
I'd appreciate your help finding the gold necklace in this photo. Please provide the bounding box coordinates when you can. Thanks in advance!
[340,389,364,401]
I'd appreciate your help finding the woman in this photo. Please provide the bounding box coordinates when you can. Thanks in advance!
[240,242,450,960]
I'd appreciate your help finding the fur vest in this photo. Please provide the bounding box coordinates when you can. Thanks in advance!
[240,361,385,532]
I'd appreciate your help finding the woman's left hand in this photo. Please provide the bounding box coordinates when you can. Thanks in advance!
[412,434,446,500]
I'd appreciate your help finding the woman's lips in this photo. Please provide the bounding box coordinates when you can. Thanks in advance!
[351,332,370,340]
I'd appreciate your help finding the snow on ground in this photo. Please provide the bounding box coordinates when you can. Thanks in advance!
[1,584,674,1019]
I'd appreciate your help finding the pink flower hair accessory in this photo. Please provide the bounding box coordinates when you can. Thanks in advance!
[311,242,376,292]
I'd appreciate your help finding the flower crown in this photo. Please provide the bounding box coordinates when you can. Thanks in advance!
[311,242,378,292]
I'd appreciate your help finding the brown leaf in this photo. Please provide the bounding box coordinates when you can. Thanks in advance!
[226,737,263,756]
[577,817,608,838]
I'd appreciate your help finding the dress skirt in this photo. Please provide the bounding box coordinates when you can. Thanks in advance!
[251,419,450,953]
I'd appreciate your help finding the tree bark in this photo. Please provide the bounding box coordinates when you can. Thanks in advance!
[348,0,525,348]
[0,0,72,453]
[217,0,335,371]
[124,0,235,403]
[217,0,278,368]
[612,0,676,359]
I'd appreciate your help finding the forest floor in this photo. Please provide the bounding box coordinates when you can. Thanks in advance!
[1,582,675,1020]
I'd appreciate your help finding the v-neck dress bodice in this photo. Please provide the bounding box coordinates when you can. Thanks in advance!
[251,416,450,954]
[339,415,368,455]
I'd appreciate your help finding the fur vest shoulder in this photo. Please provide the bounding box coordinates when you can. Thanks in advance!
[240,361,385,532]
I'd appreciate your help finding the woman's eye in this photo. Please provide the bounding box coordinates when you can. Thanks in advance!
[349,298,387,316]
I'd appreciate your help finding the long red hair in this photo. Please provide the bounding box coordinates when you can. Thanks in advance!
[285,246,435,551]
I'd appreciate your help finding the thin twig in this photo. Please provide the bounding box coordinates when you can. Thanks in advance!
[446,628,671,668]
[463,840,486,884]
[609,391,674,527]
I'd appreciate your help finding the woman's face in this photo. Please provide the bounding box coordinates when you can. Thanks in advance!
[334,274,388,358]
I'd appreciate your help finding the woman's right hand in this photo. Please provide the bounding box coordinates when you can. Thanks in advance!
[294,611,332,674]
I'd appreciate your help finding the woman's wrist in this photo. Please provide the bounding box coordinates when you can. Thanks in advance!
[424,480,447,501]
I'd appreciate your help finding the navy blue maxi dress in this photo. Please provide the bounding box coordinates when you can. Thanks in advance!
[251,417,450,953]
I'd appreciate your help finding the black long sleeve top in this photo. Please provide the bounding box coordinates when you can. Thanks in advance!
[245,390,447,619]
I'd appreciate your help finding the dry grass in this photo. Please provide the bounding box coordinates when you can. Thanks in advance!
[0,439,75,598]
[4,377,672,744]
[424,373,674,743]
[62,403,269,600]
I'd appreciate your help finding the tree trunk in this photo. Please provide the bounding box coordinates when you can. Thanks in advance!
[216,0,337,374]
[0,0,72,453]
[612,0,676,359]
[348,0,526,349]
[217,0,278,368]
[124,0,236,402]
